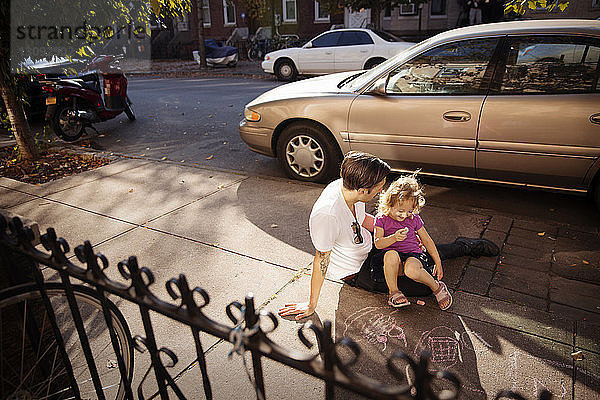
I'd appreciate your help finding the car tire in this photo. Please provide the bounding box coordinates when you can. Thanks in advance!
[364,57,386,69]
[274,59,298,81]
[276,122,341,183]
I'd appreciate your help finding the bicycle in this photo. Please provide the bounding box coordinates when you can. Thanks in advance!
[0,282,134,400]
[247,32,301,61]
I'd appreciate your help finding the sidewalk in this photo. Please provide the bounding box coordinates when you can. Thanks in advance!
[1,155,599,399]
[120,59,274,80]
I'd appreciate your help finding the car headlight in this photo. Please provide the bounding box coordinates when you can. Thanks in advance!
[244,107,261,122]
[264,55,270,61]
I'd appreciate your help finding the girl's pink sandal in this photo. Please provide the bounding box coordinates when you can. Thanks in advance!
[433,281,453,310]
[388,291,410,308]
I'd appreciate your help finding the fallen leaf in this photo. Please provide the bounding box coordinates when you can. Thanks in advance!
[582,260,590,265]
[537,232,545,236]
[571,351,584,361]
[270,224,278,228]
[206,155,214,160]
[208,114,213,118]
[161,157,167,160]
[570,264,577,267]
[140,153,146,157]
[128,188,134,193]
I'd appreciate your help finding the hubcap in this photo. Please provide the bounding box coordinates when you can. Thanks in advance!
[285,135,324,178]
[58,108,82,138]
[279,64,292,78]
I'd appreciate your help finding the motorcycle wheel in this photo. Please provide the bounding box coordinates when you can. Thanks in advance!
[51,104,84,142]
[124,97,135,121]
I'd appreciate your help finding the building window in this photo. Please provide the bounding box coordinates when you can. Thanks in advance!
[283,0,297,22]
[592,0,600,8]
[383,6,392,20]
[202,0,211,27]
[430,0,446,15]
[175,14,189,31]
[223,0,235,25]
[399,3,417,15]
[314,1,330,22]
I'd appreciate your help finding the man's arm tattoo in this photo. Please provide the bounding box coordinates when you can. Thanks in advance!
[316,251,330,276]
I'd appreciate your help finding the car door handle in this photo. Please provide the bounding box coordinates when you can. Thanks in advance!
[591,113,600,125]
[360,50,368,53]
[443,111,471,122]
[325,51,333,55]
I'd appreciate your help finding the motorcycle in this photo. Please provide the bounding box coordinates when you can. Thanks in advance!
[42,54,135,141]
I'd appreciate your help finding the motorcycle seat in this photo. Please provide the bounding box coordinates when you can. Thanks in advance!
[62,79,101,93]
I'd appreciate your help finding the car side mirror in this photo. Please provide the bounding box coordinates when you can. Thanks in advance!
[303,42,313,49]
[367,76,387,96]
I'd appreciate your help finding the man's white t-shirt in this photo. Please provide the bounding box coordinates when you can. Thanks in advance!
[309,179,372,280]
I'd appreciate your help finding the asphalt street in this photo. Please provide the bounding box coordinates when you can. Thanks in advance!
[75,76,600,227]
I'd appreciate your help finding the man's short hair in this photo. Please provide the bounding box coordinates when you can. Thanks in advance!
[340,151,391,191]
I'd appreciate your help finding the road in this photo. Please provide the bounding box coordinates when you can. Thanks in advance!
[33,76,600,227]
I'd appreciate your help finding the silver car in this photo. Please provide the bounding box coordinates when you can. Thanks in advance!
[239,20,600,205]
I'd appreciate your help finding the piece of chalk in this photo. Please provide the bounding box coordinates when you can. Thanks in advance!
[417,300,425,306]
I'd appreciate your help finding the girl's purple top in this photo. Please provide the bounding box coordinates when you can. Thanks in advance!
[374,214,424,253]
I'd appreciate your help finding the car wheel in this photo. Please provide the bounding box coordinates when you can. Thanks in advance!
[364,58,385,69]
[275,59,298,81]
[276,122,341,183]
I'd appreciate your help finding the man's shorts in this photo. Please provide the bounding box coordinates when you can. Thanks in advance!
[369,250,435,283]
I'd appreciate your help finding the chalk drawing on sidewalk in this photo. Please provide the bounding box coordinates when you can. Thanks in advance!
[414,326,466,368]
[342,307,407,351]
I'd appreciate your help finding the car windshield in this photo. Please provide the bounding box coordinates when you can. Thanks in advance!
[372,30,403,42]
[344,38,433,91]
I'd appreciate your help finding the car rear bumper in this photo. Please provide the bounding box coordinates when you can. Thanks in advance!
[239,119,275,157]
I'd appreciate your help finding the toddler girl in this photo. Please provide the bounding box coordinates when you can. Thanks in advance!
[371,174,452,310]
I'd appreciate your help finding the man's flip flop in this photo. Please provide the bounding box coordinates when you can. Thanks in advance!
[388,291,410,308]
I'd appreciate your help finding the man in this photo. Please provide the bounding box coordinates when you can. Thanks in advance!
[279,151,498,320]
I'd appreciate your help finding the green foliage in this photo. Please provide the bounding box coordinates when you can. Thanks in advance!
[504,0,569,15]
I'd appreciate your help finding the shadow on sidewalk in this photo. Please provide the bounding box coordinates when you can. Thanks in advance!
[333,284,600,399]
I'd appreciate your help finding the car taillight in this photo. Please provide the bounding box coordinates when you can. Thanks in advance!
[41,85,55,93]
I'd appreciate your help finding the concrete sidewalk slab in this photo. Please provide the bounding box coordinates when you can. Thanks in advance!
[87,223,306,379]
[0,158,151,199]
[0,186,37,208]
[8,198,136,246]
[46,161,245,225]
[147,176,318,270]
[174,341,325,400]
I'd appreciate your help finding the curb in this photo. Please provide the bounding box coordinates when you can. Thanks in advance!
[126,69,275,81]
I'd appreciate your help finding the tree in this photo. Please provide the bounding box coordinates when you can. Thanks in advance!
[504,0,569,15]
[0,0,191,161]
[190,0,207,68]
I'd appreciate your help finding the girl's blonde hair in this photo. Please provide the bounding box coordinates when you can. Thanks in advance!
[377,172,425,216]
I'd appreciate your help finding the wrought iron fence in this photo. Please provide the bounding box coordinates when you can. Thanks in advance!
[0,214,551,400]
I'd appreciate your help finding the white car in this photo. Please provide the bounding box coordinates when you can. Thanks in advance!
[261,28,416,81]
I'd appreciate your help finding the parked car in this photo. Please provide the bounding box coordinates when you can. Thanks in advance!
[261,28,416,81]
[240,20,600,206]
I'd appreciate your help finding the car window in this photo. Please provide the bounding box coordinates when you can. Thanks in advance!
[385,38,499,95]
[373,30,402,42]
[500,36,600,94]
[339,31,374,46]
[311,32,342,48]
